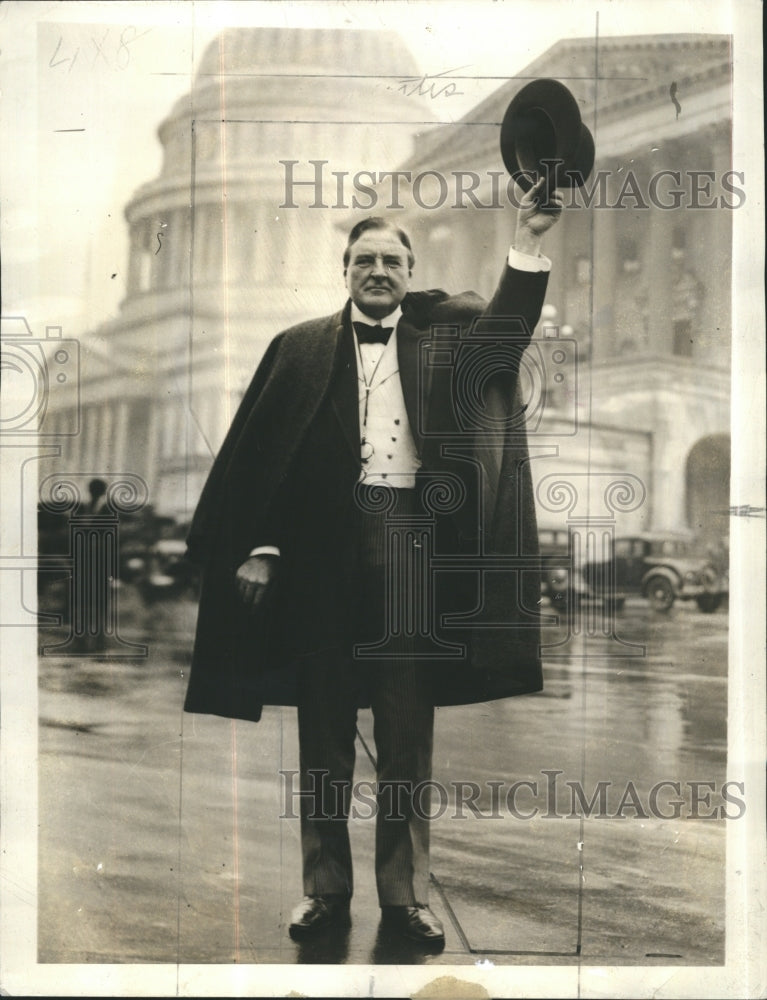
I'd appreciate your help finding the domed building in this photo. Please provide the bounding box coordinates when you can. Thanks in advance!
[60,27,427,516]
[52,29,733,549]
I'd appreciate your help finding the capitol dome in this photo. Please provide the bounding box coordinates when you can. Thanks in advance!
[124,27,427,300]
[89,26,427,515]
[193,26,419,78]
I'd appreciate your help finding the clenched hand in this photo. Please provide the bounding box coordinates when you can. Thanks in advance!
[235,554,277,611]
[514,176,564,255]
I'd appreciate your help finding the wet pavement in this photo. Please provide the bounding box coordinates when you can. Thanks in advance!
[37,589,728,967]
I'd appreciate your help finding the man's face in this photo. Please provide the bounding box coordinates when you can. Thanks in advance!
[344,229,412,320]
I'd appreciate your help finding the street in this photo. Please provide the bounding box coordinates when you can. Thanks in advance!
[37,589,728,967]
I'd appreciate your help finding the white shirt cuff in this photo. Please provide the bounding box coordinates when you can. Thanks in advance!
[249,546,281,558]
[508,246,552,273]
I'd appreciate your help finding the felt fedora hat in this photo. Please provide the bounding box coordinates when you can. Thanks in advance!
[500,78,595,191]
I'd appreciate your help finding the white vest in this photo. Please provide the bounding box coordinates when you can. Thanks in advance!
[352,304,421,488]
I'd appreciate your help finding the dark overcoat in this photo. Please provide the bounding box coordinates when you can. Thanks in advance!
[184,262,549,723]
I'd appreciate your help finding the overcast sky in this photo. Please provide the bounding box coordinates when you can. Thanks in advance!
[0,0,743,335]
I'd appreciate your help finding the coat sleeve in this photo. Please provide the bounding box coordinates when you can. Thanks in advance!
[484,263,549,332]
[185,333,285,567]
[477,265,548,545]
[431,264,548,343]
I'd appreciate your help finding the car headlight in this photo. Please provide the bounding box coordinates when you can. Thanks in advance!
[684,570,698,583]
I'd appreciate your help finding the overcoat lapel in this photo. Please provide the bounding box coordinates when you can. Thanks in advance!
[396,318,432,454]
[328,304,362,462]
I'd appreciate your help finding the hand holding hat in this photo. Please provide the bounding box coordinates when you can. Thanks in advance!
[514,176,564,254]
[500,78,595,201]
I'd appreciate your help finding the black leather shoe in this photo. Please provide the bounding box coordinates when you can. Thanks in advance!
[288,895,351,939]
[381,904,445,945]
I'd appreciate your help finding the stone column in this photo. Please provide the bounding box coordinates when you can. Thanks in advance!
[167,206,187,289]
[143,401,160,501]
[112,400,130,474]
[645,179,674,355]
[97,401,114,473]
[650,413,689,532]
[126,224,140,295]
[80,405,98,472]
[198,201,222,286]
[591,165,618,361]
[150,215,169,290]
[706,126,733,370]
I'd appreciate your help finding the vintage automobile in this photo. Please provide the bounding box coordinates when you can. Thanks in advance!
[137,537,199,603]
[580,532,727,613]
[37,503,198,610]
[138,538,199,604]
[538,527,590,607]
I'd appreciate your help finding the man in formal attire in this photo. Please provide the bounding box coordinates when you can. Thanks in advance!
[184,176,562,945]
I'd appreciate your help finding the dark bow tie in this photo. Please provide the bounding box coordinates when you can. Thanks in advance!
[354,321,393,345]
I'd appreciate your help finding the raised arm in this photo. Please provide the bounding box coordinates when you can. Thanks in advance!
[485,176,563,325]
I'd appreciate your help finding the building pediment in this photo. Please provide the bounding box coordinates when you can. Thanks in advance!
[404,34,731,171]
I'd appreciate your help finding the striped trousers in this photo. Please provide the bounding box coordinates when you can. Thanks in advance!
[297,485,434,906]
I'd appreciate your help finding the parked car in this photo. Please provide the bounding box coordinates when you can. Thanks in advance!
[138,538,199,603]
[538,527,589,607]
[580,532,727,613]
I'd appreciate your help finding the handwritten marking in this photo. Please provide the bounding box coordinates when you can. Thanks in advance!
[396,66,467,100]
[669,81,682,119]
[49,26,152,72]
[155,233,164,255]
[117,26,152,69]
[49,35,79,72]
[91,28,111,67]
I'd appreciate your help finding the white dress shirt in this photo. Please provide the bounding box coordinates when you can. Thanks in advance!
[351,302,421,488]
[249,245,549,557]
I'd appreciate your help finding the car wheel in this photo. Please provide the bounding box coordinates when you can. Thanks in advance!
[647,576,675,611]
[696,593,722,613]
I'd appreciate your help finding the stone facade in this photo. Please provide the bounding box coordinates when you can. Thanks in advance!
[48,27,427,516]
[395,34,732,543]
[50,30,732,545]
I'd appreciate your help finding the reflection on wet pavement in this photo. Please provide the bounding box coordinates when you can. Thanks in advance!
[38,594,728,966]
